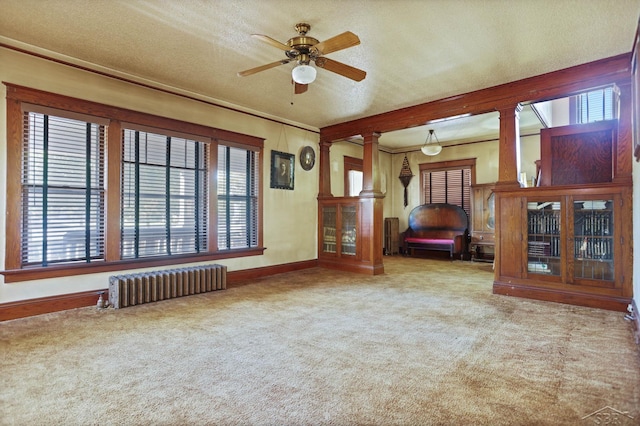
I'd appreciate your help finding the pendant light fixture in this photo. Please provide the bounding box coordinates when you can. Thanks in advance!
[421,129,442,156]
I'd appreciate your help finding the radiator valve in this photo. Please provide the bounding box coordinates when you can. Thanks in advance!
[96,291,108,309]
[624,304,635,322]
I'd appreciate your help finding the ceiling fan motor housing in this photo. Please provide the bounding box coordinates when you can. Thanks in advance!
[287,36,319,63]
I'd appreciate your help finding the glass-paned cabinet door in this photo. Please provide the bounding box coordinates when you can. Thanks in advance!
[527,201,561,276]
[322,206,337,254]
[573,199,614,281]
[341,205,357,256]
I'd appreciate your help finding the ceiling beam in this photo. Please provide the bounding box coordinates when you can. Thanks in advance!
[320,53,631,142]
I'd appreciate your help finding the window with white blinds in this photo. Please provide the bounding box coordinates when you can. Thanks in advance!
[217,145,259,250]
[6,85,264,280]
[421,167,472,218]
[121,129,208,258]
[21,111,105,266]
[575,86,617,123]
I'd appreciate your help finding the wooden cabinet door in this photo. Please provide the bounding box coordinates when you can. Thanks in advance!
[471,184,496,240]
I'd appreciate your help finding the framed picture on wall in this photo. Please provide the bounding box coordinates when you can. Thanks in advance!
[270,150,295,190]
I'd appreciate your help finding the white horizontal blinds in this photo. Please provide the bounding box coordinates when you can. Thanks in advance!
[21,111,105,266]
[217,145,259,250]
[422,168,471,218]
[121,129,208,259]
[577,87,615,123]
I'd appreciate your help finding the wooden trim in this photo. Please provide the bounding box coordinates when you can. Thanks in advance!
[318,257,384,275]
[4,84,265,147]
[0,259,319,321]
[0,289,108,321]
[418,157,476,173]
[539,120,618,186]
[2,248,266,283]
[318,139,333,198]
[227,259,319,285]
[4,97,22,270]
[3,85,267,282]
[493,280,631,312]
[320,54,631,142]
[419,158,476,205]
[105,119,122,262]
[343,156,363,197]
[0,43,319,136]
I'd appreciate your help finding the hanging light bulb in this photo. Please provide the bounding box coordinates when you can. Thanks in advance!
[421,129,442,156]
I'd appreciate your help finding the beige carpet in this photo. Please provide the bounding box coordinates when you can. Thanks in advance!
[1,257,639,425]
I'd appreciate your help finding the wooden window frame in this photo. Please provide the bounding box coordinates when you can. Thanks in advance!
[419,158,476,214]
[3,84,265,282]
[343,155,363,197]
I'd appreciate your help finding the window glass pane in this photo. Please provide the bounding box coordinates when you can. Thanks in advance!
[348,170,363,196]
[577,87,616,123]
[21,112,105,266]
[218,145,259,250]
[121,129,207,258]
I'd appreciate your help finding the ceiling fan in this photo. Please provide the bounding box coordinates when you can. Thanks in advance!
[237,23,367,94]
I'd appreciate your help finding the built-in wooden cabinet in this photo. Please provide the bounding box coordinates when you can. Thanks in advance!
[470,183,495,262]
[319,198,361,268]
[494,184,631,311]
[525,196,618,286]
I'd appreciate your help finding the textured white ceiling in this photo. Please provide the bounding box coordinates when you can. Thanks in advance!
[1,0,638,149]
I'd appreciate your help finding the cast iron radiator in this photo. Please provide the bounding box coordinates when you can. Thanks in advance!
[108,264,227,309]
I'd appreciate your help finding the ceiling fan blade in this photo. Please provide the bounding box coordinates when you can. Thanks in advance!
[294,82,308,94]
[315,57,366,82]
[237,59,292,77]
[251,34,291,51]
[311,31,360,55]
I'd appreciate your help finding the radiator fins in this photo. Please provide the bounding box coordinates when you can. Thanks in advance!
[108,265,227,309]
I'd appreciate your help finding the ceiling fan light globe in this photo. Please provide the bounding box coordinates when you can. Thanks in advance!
[292,64,316,84]
[421,144,442,156]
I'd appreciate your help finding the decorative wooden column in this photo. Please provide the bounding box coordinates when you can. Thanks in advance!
[317,138,333,198]
[494,103,523,281]
[359,131,385,275]
[496,103,523,188]
[614,82,633,183]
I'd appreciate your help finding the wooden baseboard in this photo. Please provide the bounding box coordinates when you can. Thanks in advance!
[227,259,319,285]
[318,258,385,275]
[493,281,631,312]
[0,289,109,321]
[0,260,319,321]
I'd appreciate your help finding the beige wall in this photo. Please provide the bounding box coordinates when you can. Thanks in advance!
[0,47,320,303]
